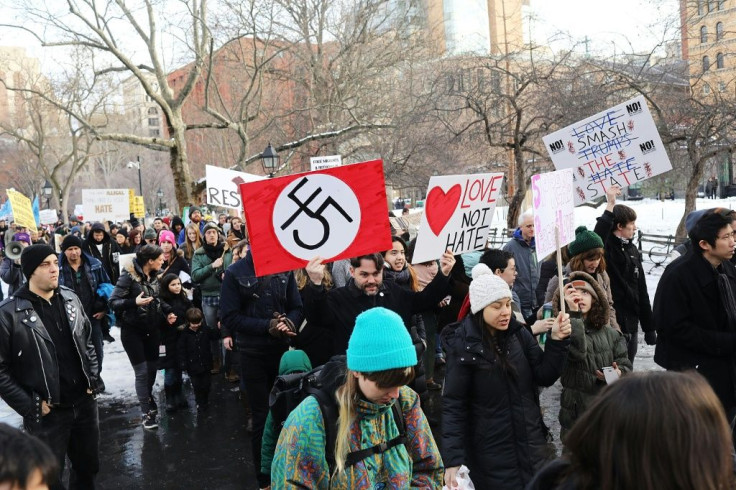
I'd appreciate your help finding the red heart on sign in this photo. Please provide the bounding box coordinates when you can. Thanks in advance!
[425,184,462,236]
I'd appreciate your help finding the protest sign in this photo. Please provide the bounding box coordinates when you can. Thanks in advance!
[543,95,672,205]
[39,209,58,225]
[411,173,504,264]
[73,204,84,220]
[83,189,130,223]
[531,169,575,259]
[240,160,392,276]
[206,165,265,210]
[7,190,37,232]
[310,155,342,171]
[133,196,145,218]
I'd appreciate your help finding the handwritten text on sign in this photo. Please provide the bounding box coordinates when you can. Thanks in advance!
[532,169,576,259]
[543,96,672,205]
[412,172,504,264]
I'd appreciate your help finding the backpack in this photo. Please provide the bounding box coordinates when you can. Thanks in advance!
[268,358,407,473]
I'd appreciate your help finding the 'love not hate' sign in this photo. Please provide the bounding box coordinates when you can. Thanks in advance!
[412,172,504,264]
[532,169,576,259]
[239,160,392,276]
[542,95,672,205]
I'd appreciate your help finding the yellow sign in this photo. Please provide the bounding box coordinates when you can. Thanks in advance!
[6,190,37,233]
[129,189,136,211]
[134,196,145,218]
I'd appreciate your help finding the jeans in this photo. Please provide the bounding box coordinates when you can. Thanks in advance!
[202,302,222,365]
[25,394,99,490]
[164,367,182,387]
[240,346,286,488]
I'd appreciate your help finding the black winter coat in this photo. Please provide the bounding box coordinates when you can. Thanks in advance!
[82,229,121,284]
[594,210,654,334]
[302,269,450,355]
[654,251,736,411]
[158,294,192,370]
[441,316,570,489]
[109,261,171,335]
[177,326,220,375]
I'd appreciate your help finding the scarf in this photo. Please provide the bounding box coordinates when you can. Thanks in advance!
[384,267,410,289]
[202,241,225,262]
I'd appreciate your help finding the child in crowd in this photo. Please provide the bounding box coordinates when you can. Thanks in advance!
[551,271,631,441]
[159,273,193,412]
[177,308,220,411]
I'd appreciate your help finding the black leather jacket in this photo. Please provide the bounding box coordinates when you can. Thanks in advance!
[0,286,99,420]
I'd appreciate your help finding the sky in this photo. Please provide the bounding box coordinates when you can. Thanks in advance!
[528,0,681,55]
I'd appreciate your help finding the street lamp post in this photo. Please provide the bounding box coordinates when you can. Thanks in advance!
[260,143,279,178]
[42,180,53,209]
[156,188,164,216]
[127,156,143,196]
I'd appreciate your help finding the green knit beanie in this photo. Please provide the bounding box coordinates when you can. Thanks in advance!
[568,225,604,257]
[347,307,417,373]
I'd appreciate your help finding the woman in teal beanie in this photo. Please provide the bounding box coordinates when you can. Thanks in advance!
[271,307,444,489]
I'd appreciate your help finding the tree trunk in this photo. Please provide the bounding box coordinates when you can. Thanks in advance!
[677,152,703,240]
[506,148,527,230]
[168,112,194,208]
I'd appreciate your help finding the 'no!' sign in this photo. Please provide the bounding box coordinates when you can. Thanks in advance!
[240,160,392,276]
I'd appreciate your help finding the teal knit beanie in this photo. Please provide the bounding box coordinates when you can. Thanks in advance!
[347,307,417,372]
[567,225,604,257]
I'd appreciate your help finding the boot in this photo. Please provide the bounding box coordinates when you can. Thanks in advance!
[165,386,177,413]
[210,357,222,375]
[225,368,239,383]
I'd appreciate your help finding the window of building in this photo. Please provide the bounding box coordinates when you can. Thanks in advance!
[717,52,725,68]
[148,117,159,126]
[703,83,711,95]
[701,25,708,44]
[698,0,705,14]
[704,55,710,72]
[719,81,727,92]
[709,0,717,11]
[147,107,158,115]
[149,129,160,137]
[719,0,726,9]
[717,22,724,40]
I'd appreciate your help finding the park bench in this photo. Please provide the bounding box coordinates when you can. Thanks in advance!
[487,227,513,248]
[637,230,685,273]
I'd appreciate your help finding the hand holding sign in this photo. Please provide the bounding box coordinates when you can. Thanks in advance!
[439,249,456,276]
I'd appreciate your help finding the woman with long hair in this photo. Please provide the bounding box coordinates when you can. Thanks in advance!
[126,229,142,254]
[109,244,174,430]
[528,371,735,490]
[272,307,443,488]
[442,264,571,489]
[183,223,202,266]
[157,230,190,279]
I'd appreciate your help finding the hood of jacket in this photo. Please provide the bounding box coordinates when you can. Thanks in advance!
[512,227,535,248]
[279,349,313,375]
[318,355,348,400]
[551,270,609,330]
[87,222,111,244]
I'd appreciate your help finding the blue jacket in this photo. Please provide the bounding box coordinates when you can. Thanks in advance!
[219,251,303,352]
[177,220,206,246]
[503,228,539,315]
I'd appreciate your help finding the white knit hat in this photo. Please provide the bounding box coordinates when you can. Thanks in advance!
[469,263,513,314]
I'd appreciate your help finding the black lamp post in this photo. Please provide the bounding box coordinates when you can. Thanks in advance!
[127,156,143,196]
[42,180,53,209]
[260,143,279,178]
[156,188,164,216]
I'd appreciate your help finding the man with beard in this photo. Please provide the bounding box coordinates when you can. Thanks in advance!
[59,235,111,389]
[302,250,456,356]
[191,222,232,374]
[0,244,101,489]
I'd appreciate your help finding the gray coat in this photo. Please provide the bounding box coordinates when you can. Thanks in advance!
[503,231,539,316]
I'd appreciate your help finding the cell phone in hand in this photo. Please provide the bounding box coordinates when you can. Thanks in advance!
[602,366,619,384]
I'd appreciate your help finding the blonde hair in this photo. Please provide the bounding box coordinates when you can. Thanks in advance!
[295,267,333,290]
[184,224,202,260]
[333,367,414,474]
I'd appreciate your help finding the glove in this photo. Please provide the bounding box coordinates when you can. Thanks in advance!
[268,318,284,339]
[277,314,297,334]
[644,330,657,345]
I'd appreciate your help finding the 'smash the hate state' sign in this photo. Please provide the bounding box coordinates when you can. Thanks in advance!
[310,155,342,171]
[240,160,392,276]
[412,173,504,264]
[532,169,576,259]
[206,165,265,210]
[82,189,130,223]
[543,95,672,205]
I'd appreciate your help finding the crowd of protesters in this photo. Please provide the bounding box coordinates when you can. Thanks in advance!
[2,189,736,490]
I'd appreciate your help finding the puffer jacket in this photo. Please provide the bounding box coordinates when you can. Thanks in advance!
[272,367,443,489]
[219,251,302,353]
[441,315,569,489]
[550,271,631,431]
[177,325,220,375]
[158,293,192,370]
[109,260,171,333]
[0,286,99,420]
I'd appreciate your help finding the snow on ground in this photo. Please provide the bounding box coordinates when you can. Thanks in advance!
[1,196,735,428]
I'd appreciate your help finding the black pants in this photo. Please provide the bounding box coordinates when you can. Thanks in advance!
[240,346,286,488]
[190,372,211,406]
[25,394,99,490]
[623,332,638,365]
